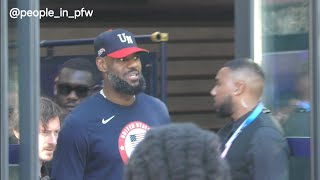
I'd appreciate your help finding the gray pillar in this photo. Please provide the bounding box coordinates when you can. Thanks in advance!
[1,0,9,179]
[235,0,254,59]
[160,41,167,103]
[310,0,320,179]
[17,0,40,179]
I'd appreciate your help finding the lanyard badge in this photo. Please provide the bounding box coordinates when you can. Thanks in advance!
[220,103,264,158]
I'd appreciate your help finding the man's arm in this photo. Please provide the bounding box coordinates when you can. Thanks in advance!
[149,97,171,124]
[251,127,289,180]
[158,102,171,124]
[51,115,89,179]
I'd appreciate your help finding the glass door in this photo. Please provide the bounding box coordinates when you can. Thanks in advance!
[258,1,310,180]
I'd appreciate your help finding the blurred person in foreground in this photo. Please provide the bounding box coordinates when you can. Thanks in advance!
[125,123,231,180]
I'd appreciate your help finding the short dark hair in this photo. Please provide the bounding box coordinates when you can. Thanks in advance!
[125,123,231,180]
[224,58,265,81]
[58,57,101,85]
[11,97,63,132]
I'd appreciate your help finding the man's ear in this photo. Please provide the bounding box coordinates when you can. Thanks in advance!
[96,57,107,73]
[233,80,245,95]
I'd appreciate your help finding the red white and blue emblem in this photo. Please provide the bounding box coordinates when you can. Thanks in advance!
[118,121,150,164]
[98,48,106,56]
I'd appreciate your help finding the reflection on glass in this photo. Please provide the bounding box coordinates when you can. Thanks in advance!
[259,1,310,180]
[261,51,309,117]
[262,51,310,180]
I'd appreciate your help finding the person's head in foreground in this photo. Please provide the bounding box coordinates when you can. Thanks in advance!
[12,97,63,164]
[124,123,231,180]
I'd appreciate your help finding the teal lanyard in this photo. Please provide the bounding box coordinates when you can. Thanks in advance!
[221,103,264,158]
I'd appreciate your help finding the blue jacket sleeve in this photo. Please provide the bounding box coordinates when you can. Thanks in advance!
[51,115,89,180]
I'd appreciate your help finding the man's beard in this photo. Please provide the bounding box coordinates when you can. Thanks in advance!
[108,72,146,95]
[216,95,233,118]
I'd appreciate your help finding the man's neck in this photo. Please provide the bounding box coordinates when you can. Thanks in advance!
[102,88,135,106]
[231,100,259,121]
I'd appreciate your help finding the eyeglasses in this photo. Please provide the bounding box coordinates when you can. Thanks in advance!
[57,83,91,98]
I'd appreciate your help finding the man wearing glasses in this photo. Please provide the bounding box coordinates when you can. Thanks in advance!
[53,57,102,114]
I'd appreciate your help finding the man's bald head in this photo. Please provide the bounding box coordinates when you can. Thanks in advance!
[224,58,265,98]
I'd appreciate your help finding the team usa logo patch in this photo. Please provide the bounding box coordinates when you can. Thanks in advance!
[118,121,150,164]
[98,48,106,56]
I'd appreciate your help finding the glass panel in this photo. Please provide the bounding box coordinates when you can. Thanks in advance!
[259,1,310,180]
